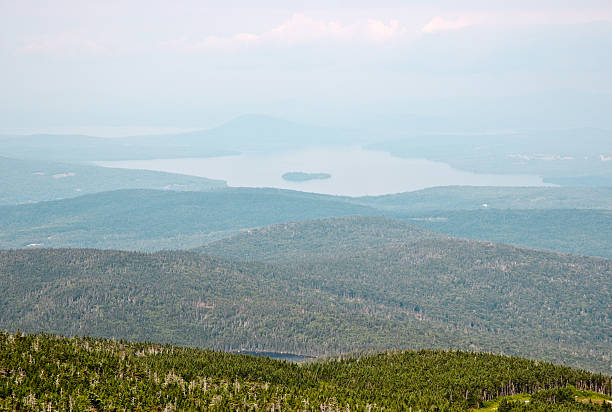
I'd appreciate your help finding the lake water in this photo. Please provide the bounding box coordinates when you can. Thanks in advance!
[232,350,314,362]
[96,147,552,196]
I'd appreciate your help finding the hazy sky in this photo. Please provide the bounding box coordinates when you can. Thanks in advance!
[2,1,612,132]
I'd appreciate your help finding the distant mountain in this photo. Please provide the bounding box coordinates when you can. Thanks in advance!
[0,133,236,162]
[366,128,612,183]
[1,218,610,372]
[0,115,358,162]
[0,188,377,250]
[0,156,225,205]
[399,209,612,259]
[2,120,609,182]
[352,186,612,212]
[125,114,359,152]
[1,186,612,257]
[2,331,609,411]
[545,175,612,187]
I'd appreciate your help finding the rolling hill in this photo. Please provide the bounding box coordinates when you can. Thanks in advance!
[197,216,444,262]
[1,186,611,257]
[1,217,610,372]
[201,217,612,373]
[0,189,378,250]
[352,186,612,212]
[1,331,610,410]
[399,209,612,258]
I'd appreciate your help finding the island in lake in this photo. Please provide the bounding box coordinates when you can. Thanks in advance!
[282,171,332,182]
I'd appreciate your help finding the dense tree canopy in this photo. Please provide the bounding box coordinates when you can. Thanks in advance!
[1,218,610,372]
[1,331,610,411]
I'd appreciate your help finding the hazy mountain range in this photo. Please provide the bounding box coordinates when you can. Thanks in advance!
[2,116,610,187]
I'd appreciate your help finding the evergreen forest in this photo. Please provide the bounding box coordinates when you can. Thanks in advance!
[1,331,610,411]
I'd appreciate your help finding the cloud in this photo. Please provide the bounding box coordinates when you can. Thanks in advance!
[162,13,411,52]
[422,17,472,33]
[269,14,409,44]
[268,14,352,43]
[365,19,407,41]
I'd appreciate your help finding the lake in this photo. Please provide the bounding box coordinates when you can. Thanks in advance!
[96,147,553,196]
[231,350,314,362]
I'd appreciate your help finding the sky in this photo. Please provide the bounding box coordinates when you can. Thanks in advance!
[1,0,612,134]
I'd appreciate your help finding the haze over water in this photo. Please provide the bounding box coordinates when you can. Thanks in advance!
[96,147,552,196]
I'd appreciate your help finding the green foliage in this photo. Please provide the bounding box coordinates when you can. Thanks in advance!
[198,216,441,261]
[545,175,612,187]
[396,209,612,258]
[0,189,377,250]
[1,331,610,411]
[531,387,576,403]
[353,186,612,212]
[490,387,612,411]
[498,398,513,412]
[202,217,612,373]
[2,185,612,258]
[1,217,610,372]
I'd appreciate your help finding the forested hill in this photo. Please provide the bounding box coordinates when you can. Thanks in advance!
[1,332,610,411]
[201,216,612,373]
[1,186,611,257]
[399,209,612,259]
[0,189,378,250]
[198,216,445,262]
[1,236,610,372]
[352,186,612,212]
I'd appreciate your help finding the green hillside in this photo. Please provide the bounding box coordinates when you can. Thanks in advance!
[545,175,612,187]
[1,247,469,359]
[1,331,610,411]
[0,189,377,250]
[201,217,612,373]
[399,209,612,258]
[2,186,612,258]
[0,156,225,205]
[2,218,610,372]
[352,186,612,212]
[197,216,443,262]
